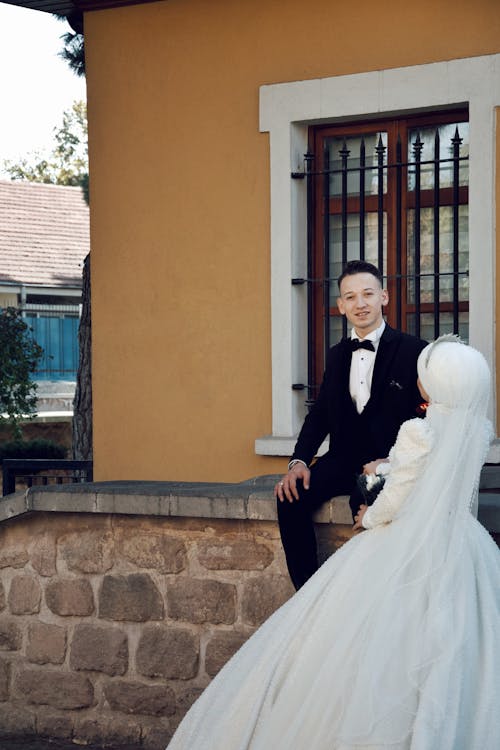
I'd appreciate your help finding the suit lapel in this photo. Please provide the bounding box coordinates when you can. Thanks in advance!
[365,326,399,410]
[333,339,353,412]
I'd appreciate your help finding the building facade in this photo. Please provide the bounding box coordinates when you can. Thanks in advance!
[0,180,89,414]
[8,0,500,480]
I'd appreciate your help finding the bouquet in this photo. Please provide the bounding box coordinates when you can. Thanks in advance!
[356,472,386,506]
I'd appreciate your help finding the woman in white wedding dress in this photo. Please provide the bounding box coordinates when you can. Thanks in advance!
[167,338,500,750]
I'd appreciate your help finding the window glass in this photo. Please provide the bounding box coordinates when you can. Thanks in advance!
[326,133,388,197]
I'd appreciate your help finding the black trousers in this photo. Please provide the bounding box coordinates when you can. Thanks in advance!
[276,454,365,591]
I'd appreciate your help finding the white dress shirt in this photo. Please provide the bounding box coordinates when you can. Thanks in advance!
[349,320,385,414]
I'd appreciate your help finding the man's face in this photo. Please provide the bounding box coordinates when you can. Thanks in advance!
[337,272,389,336]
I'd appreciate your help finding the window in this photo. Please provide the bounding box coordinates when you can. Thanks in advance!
[24,303,80,381]
[306,111,469,397]
[257,55,498,456]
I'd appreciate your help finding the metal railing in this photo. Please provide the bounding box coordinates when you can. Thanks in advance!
[23,304,81,380]
[292,125,469,403]
[2,459,93,497]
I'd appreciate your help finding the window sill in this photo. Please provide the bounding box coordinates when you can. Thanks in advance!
[255,436,500,465]
[255,435,329,458]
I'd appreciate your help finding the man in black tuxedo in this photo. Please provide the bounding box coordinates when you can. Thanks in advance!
[275,260,427,590]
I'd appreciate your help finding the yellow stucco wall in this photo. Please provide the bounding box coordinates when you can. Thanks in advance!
[84,0,500,482]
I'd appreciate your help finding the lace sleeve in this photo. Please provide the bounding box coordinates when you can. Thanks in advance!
[362,418,433,529]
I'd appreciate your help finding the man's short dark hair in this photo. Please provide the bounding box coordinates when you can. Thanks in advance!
[337,260,383,290]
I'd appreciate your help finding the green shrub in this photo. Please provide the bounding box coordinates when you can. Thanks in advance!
[0,307,44,439]
[0,439,67,462]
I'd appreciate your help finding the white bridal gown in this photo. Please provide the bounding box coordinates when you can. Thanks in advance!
[167,414,500,750]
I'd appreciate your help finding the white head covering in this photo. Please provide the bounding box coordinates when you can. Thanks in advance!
[418,334,490,413]
[346,336,493,744]
[414,335,492,519]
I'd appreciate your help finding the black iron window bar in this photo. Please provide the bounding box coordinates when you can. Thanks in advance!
[291,129,468,404]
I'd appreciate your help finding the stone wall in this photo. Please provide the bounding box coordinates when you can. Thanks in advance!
[0,478,498,748]
[0,479,355,748]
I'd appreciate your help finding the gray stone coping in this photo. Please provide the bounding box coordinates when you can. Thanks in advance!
[0,475,499,532]
[0,476,352,526]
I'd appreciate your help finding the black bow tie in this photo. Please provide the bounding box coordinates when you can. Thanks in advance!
[350,338,375,352]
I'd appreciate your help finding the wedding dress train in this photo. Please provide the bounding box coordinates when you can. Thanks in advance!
[167,342,500,750]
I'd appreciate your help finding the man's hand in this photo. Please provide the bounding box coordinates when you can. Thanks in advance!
[362,458,389,475]
[275,463,311,503]
[353,504,368,530]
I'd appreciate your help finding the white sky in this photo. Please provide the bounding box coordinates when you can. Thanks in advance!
[0,2,87,176]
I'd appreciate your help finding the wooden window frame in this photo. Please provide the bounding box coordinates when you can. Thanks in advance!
[309,108,469,385]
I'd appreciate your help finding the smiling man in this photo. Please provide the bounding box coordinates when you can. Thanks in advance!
[275,260,427,589]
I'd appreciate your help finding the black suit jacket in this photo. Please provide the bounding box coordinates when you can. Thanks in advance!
[292,326,427,473]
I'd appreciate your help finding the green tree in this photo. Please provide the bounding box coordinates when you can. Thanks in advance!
[0,308,43,439]
[55,11,85,78]
[53,13,92,461]
[2,100,89,202]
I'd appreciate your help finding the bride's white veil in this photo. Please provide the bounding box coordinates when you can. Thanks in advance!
[336,336,494,745]
[409,335,491,525]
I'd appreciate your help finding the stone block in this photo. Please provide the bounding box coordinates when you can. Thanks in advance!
[313,501,331,523]
[197,539,273,571]
[247,494,277,521]
[73,714,141,746]
[168,494,248,520]
[16,669,94,709]
[30,489,96,514]
[136,625,199,680]
[26,622,66,665]
[0,580,5,611]
[330,495,355,525]
[8,574,42,614]
[36,710,74,739]
[59,529,114,574]
[205,631,249,676]
[175,686,204,713]
[0,618,22,650]
[208,497,247,520]
[96,493,162,516]
[141,719,173,750]
[98,573,164,622]
[70,623,128,675]
[167,578,236,624]
[0,704,35,736]
[169,496,213,518]
[0,542,29,569]
[119,532,187,573]
[317,524,356,565]
[0,657,10,700]
[241,575,294,626]
[30,533,57,577]
[0,491,28,523]
[45,578,95,616]
[104,679,176,716]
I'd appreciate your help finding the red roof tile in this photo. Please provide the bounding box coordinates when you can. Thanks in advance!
[0,180,89,289]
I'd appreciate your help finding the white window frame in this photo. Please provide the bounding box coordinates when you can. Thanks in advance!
[256,53,500,459]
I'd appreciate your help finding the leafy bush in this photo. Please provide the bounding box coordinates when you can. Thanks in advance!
[0,439,67,462]
[0,307,43,438]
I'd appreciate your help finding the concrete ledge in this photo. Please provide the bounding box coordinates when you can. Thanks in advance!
[478,493,500,532]
[0,476,352,526]
[1,475,499,532]
[0,489,28,520]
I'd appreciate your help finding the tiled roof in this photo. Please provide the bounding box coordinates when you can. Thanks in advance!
[0,180,89,289]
